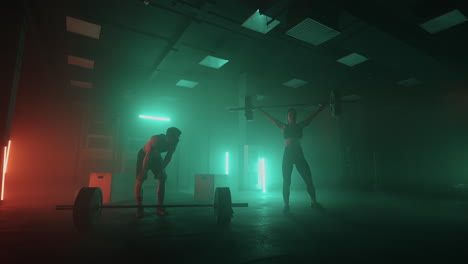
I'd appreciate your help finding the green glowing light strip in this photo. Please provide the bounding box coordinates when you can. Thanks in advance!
[139,115,170,121]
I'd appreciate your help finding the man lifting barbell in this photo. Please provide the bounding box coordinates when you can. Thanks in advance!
[135,127,182,218]
[258,105,326,214]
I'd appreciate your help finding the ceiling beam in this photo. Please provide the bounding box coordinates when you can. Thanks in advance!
[148,17,194,80]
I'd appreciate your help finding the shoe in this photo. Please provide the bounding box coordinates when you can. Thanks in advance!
[311,202,324,211]
[156,208,168,216]
[136,207,144,218]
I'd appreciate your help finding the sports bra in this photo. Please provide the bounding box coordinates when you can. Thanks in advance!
[283,124,303,139]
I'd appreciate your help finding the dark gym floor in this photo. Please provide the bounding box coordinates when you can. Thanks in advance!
[1,188,468,263]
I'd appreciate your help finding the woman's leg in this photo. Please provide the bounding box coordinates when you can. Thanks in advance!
[282,151,294,208]
[296,157,317,204]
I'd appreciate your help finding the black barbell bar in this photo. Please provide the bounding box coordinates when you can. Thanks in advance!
[56,203,249,210]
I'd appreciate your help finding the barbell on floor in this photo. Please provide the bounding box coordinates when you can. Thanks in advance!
[56,187,248,231]
[228,89,360,120]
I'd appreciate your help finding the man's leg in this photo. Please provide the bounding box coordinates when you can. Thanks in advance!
[158,178,166,205]
[135,150,146,218]
[282,153,293,213]
[296,157,318,206]
[156,176,167,215]
[135,178,146,218]
[153,163,168,215]
[134,178,145,205]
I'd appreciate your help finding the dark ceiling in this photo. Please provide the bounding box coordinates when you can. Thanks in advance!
[20,0,468,115]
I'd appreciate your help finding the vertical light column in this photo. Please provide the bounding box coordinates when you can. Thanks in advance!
[258,158,266,193]
[243,145,249,189]
[1,140,11,201]
[1,146,6,200]
[225,152,229,175]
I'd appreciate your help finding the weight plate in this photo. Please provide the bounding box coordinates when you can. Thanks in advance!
[214,187,233,225]
[72,187,102,232]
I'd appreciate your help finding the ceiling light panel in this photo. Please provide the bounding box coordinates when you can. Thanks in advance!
[286,18,341,46]
[68,55,95,69]
[199,56,229,69]
[176,80,198,88]
[241,9,280,34]
[336,53,368,67]
[66,16,101,39]
[70,80,93,88]
[419,9,467,34]
[283,78,308,88]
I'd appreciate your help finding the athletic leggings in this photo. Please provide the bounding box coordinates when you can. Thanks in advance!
[282,146,316,204]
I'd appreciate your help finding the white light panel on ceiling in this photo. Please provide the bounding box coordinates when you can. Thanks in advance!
[241,9,280,34]
[66,16,101,39]
[199,56,229,69]
[176,80,199,88]
[283,78,308,88]
[68,55,95,69]
[70,80,93,89]
[286,18,341,46]
[336,53,368,67]
[419,9,467,34]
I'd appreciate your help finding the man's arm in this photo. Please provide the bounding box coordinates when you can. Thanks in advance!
[162,146,176,169]
[298,104,326,128]
[141,136,157,172]
[258,108,285,129]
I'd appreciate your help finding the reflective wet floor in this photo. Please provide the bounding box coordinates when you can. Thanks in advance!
[1,189,468,263]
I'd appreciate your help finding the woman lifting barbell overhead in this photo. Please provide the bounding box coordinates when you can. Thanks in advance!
[258,105,326,214]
